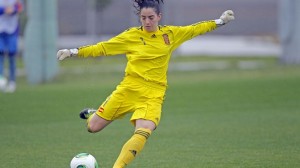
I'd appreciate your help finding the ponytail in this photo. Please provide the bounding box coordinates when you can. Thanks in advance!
[133,0,164,15]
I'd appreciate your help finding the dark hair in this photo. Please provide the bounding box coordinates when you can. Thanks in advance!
[133,0,164,15]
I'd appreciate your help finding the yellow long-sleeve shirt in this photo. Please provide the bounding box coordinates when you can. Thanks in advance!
[78,21,217,86]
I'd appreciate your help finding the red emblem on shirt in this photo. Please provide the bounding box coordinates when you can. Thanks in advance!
[162,34,170,45]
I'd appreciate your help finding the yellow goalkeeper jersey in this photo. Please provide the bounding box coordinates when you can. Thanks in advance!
[78,21,217,86]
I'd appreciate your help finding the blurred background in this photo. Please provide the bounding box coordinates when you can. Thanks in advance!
[56,0,279,56]
[57,0,277,35]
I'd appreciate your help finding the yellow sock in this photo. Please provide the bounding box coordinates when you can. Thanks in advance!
[113,128,152,168]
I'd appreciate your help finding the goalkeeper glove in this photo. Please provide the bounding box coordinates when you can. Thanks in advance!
[56,48,78,61]
[215,10,235,26]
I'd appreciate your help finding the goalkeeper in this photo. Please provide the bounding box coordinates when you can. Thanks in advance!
[57,0,234,167]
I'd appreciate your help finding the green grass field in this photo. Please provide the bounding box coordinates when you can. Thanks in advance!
[1,56,300,168]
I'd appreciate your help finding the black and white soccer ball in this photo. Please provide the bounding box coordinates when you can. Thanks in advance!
[70,153,99,168]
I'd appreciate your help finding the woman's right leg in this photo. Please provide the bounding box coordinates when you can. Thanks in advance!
[87,113,112,133]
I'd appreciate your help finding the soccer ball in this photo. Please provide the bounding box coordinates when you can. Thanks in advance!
[70,153,99,168]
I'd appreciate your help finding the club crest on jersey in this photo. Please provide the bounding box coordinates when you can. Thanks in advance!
[162,34,170,45]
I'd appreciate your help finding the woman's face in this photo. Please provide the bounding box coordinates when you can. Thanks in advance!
[140,8,161,32]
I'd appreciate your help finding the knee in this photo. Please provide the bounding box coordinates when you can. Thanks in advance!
[86,114,111,133]
[87,128,99,133]
[87,125,98,133]
[87,123,103,133]
[87,128,97,133]
[135,119,157,131]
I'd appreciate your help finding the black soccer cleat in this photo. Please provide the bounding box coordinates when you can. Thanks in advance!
[79,108,97,119]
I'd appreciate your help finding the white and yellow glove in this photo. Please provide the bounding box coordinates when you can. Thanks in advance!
[215,10,235,26]
[56,48,78,61]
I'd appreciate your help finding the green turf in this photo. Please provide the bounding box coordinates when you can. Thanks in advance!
[0,57,300,167]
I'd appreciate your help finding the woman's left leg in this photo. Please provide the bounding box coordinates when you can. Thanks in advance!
[113,119,155,168]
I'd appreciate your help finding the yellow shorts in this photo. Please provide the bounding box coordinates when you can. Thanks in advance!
[96,75,166,126]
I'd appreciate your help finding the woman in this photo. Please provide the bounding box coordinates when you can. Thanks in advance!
[57,0,234,167]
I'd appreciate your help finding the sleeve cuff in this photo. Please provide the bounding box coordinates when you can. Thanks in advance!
[215,19,225,27]
[70,48,78,56]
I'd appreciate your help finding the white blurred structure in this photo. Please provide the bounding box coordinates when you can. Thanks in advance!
[279,0,300,64]
[178,36,280,57]
[23,0,58,84]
